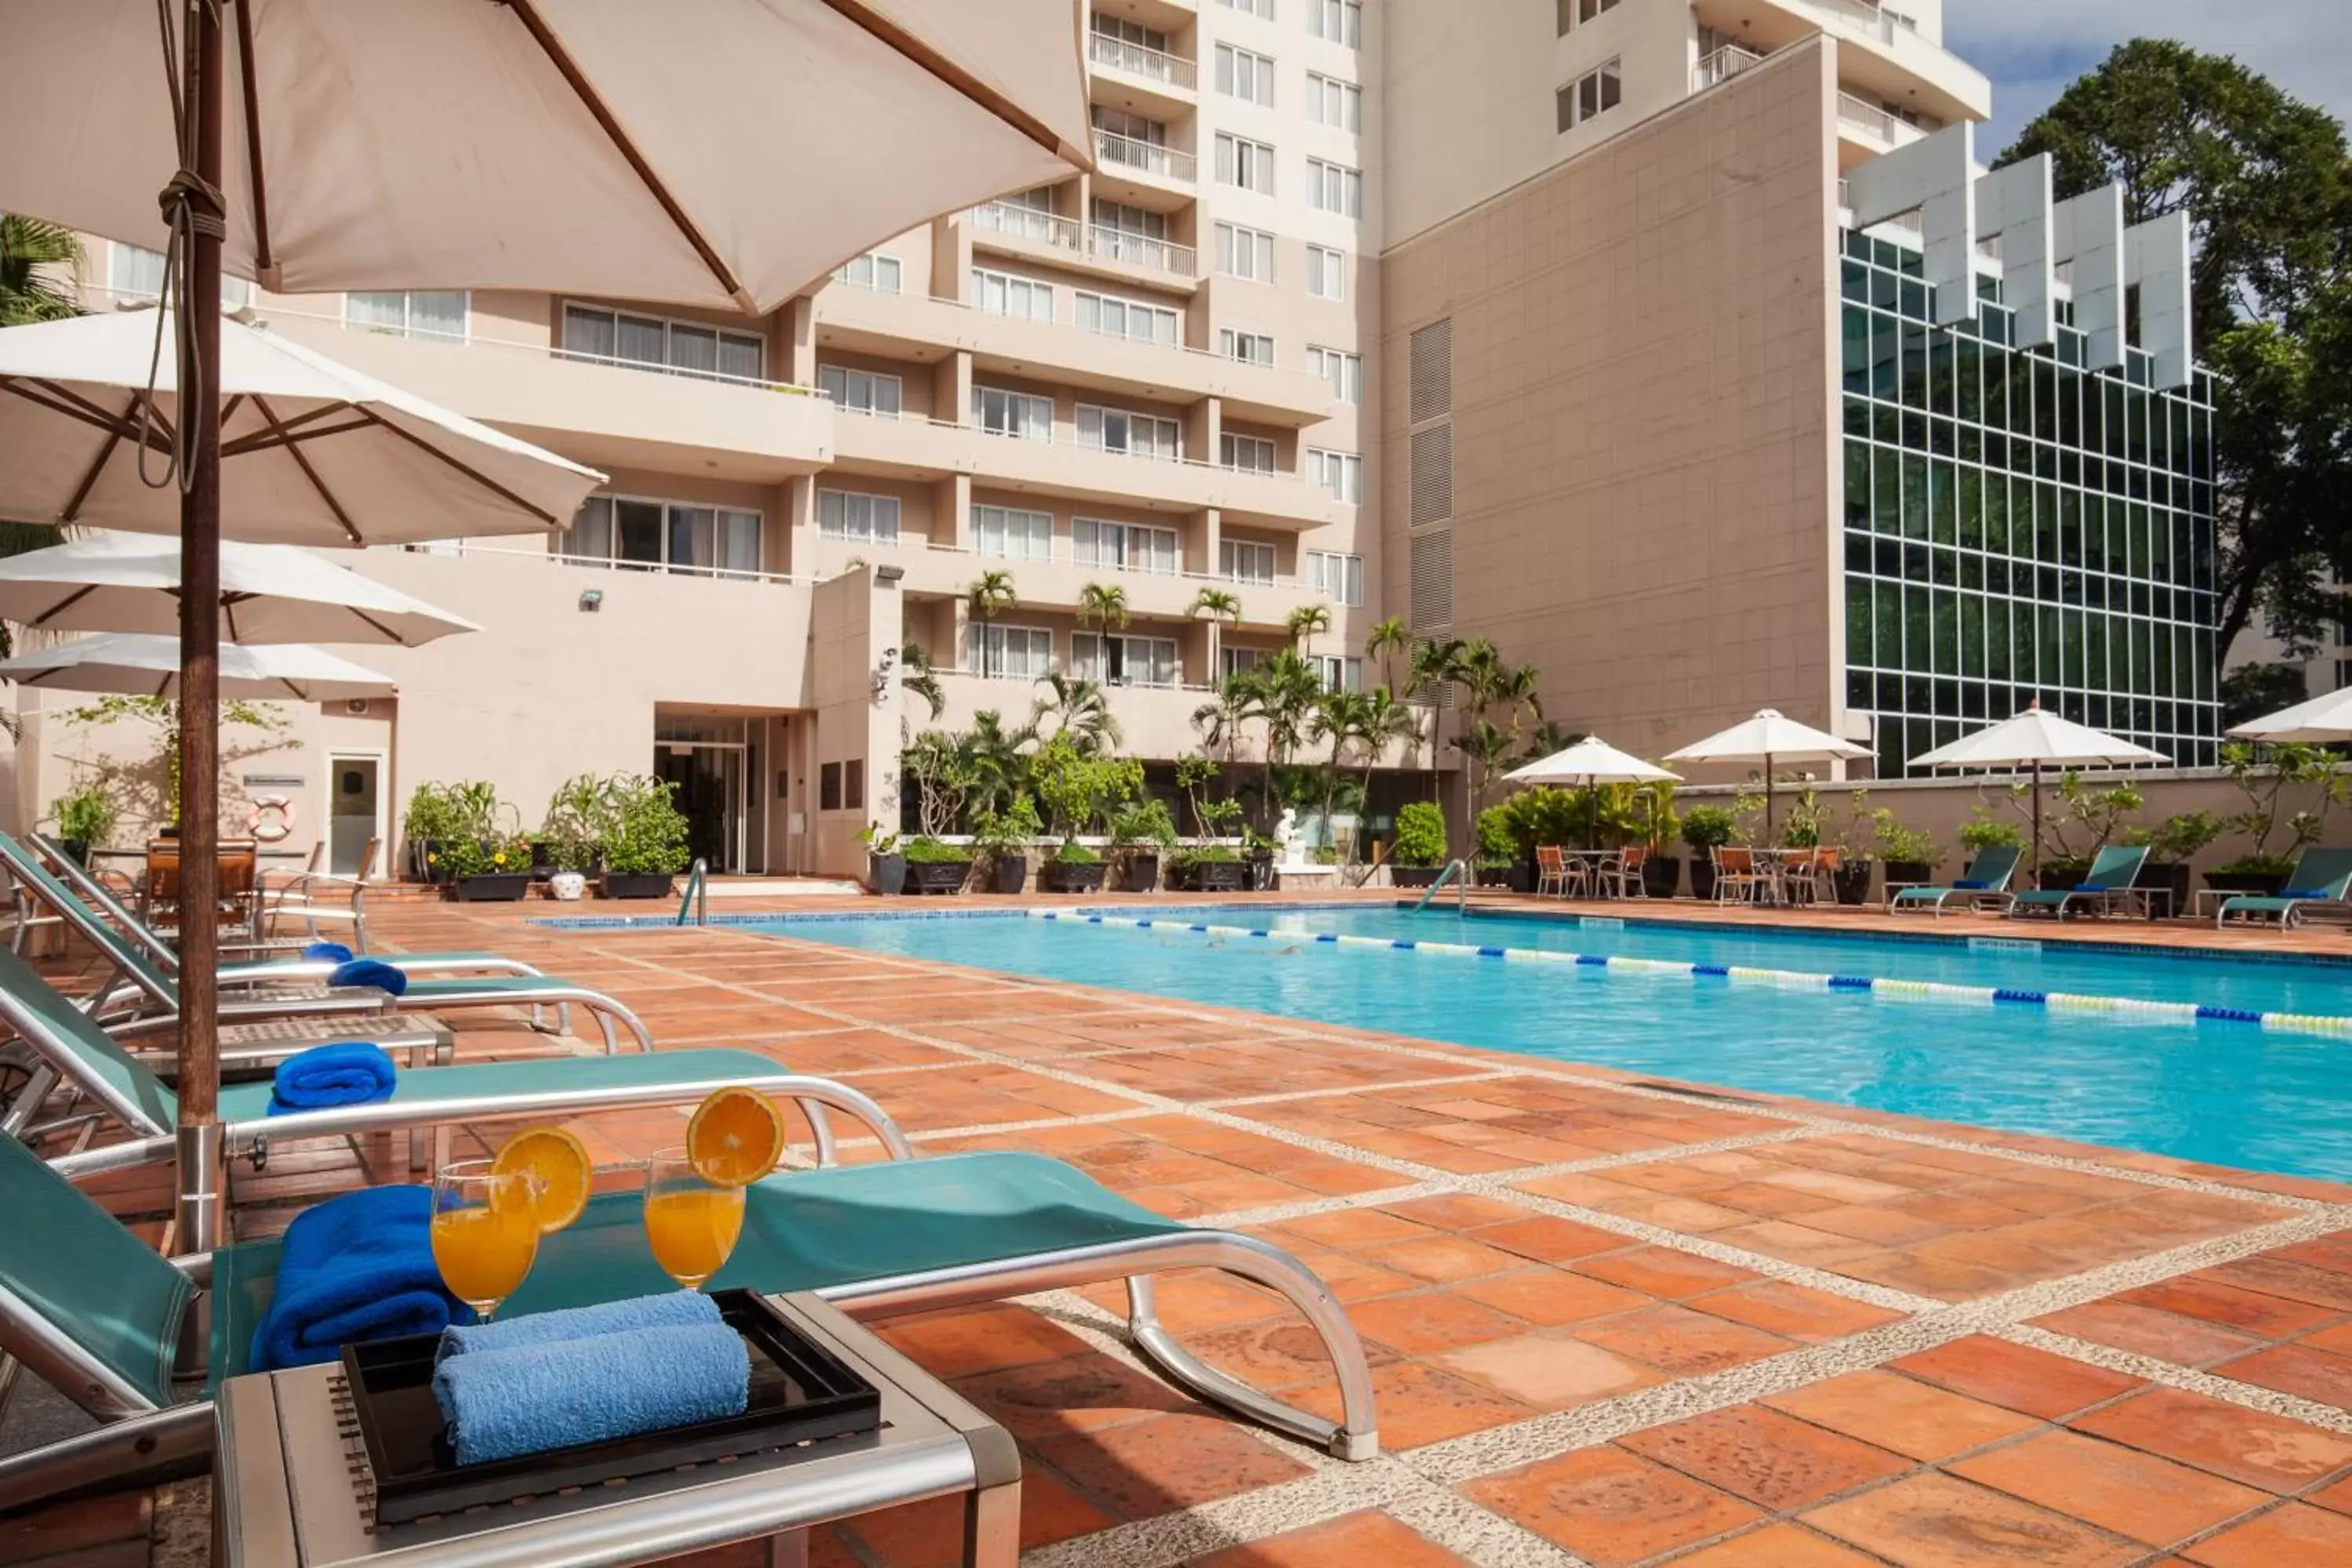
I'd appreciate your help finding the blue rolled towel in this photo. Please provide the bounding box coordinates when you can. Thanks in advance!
[2075,883,2111,894]
[437,1291,720,1365]
[303,940,355,964]
[432,1323,750,1466]
[2282,887,2332,899]
[329,957,408,996]
[267,1041,397,1116]
[1951,879,1991,890]
[250,1185,471,1370]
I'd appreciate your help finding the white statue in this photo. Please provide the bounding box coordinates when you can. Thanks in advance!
[1275,807,1306,865]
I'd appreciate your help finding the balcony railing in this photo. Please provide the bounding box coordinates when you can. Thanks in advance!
[969,200,1083,254]
[1693,44,1763,90]
[1088,33,1196,89]
[1093,129,1197,183]
[1836,91,1924,147]
[1791,0,1922,45]
[1086,225,1196,278]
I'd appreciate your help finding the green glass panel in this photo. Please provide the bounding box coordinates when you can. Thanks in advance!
[1958,464,1984,550]
[1846,577,1872,666]
[1875,582,1902,668]
[1987,600,2011,681]
[1933,590,1958,673]
[1844,441,1871,529]
[1904,585,1931,673]
[1901,455,1929,540]
[1961,592,1984,673]
[1930,459,1957,545]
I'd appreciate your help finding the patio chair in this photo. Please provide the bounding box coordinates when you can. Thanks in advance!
[1600,845,1647,899]
[1711,846,1765,904]
[1782,846,1840,907]
[1534,844,1571,898]
[256,836,379,950]
[1888,845,2021,916]
[0,1129,1380,1515]
[2009,844,2151,921]
[2214,847,2352,931]
[0,831,655,1055]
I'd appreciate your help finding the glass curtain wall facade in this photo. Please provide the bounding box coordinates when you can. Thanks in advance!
[1838,230,2219,776]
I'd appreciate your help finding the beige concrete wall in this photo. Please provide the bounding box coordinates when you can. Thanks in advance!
[1378,41,1844,765]
[808,565,902,877]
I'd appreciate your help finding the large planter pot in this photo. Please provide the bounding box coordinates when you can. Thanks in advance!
[904,859,972,895]
[549,871,587,902]
[867,852,907,897]
[2205,869,2290,897]
[1043,858,1108,894]
[1120,853,1161,892]
[1245,853,1275,891]
[1642,855,1681,899]
[2138,862,2192,915]
[1476,861,1534,892]
[411,838,447,883]
[1690,858,1719,902]
[56,838,92,868]
[1183,858,1247,892]
[1883,859,1933,888]
[529,838,556,880]
[1831,862,1874,906]
[1391,865,1443,889]
[452,873,532,902]
[987,855,1029,895]
[601,872,677,900]
[2038,858,2093,892]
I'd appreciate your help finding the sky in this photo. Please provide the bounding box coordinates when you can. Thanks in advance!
[1946,0,2352,154]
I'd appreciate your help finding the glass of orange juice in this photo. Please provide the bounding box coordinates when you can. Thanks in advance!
[430,1160,542,1322]
[643,1146,746,1291]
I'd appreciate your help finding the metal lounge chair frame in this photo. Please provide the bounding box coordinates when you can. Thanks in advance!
[2213,847,2352,931]
[1711,846,1764,904]
[2007,844,2151,922]
[1888,845,2022,916]
[0,832,655,1055]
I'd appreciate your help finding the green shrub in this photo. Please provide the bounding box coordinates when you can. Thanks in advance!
[1391,801,1447,867]
[1054,840,1103,865]
[1679,805,1735,851]
[1870,809,1944,868]
[1958,814,2025,853]
[903,837,971,864]
[2125,810,2224,863]
[49,782,118,848]
[601,774,691,875]
[437,832,532,880]
[1475,805,1516,865]
[973,795,1041,860]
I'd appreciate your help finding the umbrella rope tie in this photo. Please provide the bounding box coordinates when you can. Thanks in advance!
[138,0,231,495]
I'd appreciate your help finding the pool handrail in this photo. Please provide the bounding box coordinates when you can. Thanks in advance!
[675,857,710,927]
[1414,858,1470,913]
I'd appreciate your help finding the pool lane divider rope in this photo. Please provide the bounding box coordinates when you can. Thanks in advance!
[1022,909,2352,1039]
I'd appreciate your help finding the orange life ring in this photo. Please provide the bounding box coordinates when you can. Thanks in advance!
[246,795,296,843]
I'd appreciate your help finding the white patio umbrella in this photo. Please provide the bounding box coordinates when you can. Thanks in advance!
[0,633,394,702]
[0,309,604,543]
[2227,686,2352,742]
[0,0,1090,1242]
[0,532,479,646]
[1504,738,1682,848]
[1666,708,1871,844]
[1909,701,2170,877]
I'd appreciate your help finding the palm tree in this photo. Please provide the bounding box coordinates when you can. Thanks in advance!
[1189,586,1242,681]
[967,570,1018,625]
[1517,718,1579,767]
[1309,688,1372,846]
[1408,636,1466,803]
[1286,602,1333,649]
[1237,648,1323,833]
[964,709,1035,816]
[1076,581,1130,633]
[1495,661,1544,744]
[1356,684,1422,807]
[1191,671,1253,766]
[0,216,81,327]
[1365,617,1411,695]
[1450,718,1516,822]
[899,639,946,722]
[1030,670,1121,753]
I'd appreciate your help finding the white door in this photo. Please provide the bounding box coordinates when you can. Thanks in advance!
[328,755,382,876]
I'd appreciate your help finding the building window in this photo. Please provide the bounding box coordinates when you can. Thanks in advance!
[1223,647,1267,678]
[1305,158,1363,217]
[1091,13,1168,51]
[965,623,1054,679]
[572,495,761,578]
[844,759,865,811]
[817,488,902,545]
[110,241,252,307]
[350,290,470,344]
[1558,59,1624,132]
[1073,518,1179,574]
[972,385,1054,441]
[1214,44,1276,107]
[971,267,1054,322]
[1218,0,1276,17]
[1073,632,1180,687]
[1306,245,1348,300]
[818,365,902,417]
[1307,73,1363,132]
[1308,0,1362,47]
[1215,223,1276,283]
[1308,448,1363,503]
[1221,432,1280,474]
[1091,107,1167,147]
[561,302,760,379]
[1076,404,1183,459]
[1214,133,1277,195]
[1306,346,1363,403]
[832,252,902,293]
[1311,654,1364,692]
[1308,549,1365,606]
[974,505,1054,561]
[1221,329,1277,366]
[1221,539,1278,585]
[1557,0,1620,30]
[1076,289,1181,346]
[820,762,841,811]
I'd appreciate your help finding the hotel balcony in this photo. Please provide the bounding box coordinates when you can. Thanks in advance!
[1087,33,1197,118]
[1091,128,1197,212]
[260,307,834,483]
[1690,0,1991,125]
[813,285,1335,427]
[1695,46,1940,167]
[967,201,1200,289]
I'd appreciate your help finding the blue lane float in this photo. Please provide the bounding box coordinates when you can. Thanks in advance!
[1021,909,2352,1040]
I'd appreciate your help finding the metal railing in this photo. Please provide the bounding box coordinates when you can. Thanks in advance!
[1693,45,1763,89]
[1836,92,1924,147]
[1088,33,1196,90]
[674,858,710,926]
[970,201,1083,254]
[1086,225,1196,278]
[1094,129,1196,183]
[1414,858,1471,913]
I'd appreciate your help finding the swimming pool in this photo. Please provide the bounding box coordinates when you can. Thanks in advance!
[739,905,2352,1183]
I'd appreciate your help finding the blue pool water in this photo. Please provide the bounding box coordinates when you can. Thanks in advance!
[743,906,2352,1182]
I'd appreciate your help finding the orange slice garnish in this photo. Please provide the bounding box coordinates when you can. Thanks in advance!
[685,1087,786,1188]
[490,1126,592,1233]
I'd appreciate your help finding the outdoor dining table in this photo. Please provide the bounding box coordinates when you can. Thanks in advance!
[1557,849,1627,898]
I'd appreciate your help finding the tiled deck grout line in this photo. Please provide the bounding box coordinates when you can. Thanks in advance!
[1999,1320,2352,1434]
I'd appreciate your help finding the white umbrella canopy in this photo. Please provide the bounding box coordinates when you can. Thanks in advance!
[1506,737,1682,787]
[0,309,604,543]
[0,0,1092,314]
[2227,687,2352,742]
[0,632,393,702]
[1911,701,2170,877]
[1666,709,1871,841]
[0,532,479,646]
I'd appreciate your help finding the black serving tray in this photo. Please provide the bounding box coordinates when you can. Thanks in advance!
[340,1290,883,1526]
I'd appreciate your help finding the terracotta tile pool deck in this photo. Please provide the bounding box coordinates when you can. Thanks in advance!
[20,889,2352,1567]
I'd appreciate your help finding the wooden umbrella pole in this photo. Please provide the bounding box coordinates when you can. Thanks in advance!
[174,0,227,1253]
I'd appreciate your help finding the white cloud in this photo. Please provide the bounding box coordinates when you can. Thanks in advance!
[1947,0,2352,153]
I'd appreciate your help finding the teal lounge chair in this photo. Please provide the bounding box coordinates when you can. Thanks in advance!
[0,831,655,1055]
[2215,847,2352,931]
[1888,844,2022,916]
[0,1129,1378,1514]
[2007,844,2151,921]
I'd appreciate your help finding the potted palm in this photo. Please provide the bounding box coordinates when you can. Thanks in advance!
[402,782,462,882]
[1680,806,1735,901]
[862,825,907,896]
[1032,733,1138,893]
[1388,800,1447,887]
[975,794,1040,894]
[1826,791,1878,906]
[901,729,977,892]
[1871,810,1944,891]
[1175,794,1248,891]
[47,782,118,867]
[902,837,973,894]
[1474,805,1521,889]
[1633,778,1682,897]
[543,772,611,882]
[598,774,691,898]
[1111,797,1176,891]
